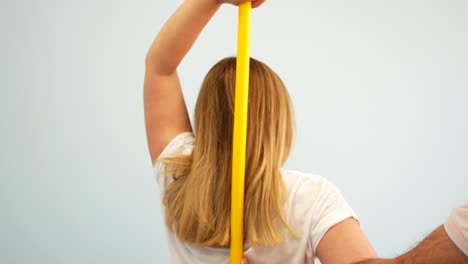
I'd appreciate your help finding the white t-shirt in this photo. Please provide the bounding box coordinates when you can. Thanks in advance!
[444,200,468,256]
[154,132,358,264]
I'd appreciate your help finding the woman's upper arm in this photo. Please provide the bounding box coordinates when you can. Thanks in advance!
[143,69,192,164]
[316,217,378,264]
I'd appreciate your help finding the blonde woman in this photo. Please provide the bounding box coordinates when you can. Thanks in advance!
[144,0,377,263]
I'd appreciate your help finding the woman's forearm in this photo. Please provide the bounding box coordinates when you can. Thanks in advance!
[146,0,221,75]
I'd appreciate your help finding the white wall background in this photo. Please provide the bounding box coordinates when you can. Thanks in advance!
[1,0,467,263]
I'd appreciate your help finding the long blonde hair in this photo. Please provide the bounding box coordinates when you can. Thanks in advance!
[160,57,296,247]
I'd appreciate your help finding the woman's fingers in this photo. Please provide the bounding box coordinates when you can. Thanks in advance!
[252,0,266,8]
[218,0,248,5]
[218,0,266,8]
[241,257,248,264]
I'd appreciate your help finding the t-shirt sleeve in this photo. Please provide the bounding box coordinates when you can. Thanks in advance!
[152,132,195,190]
[444,200,468,256]
[307,177,359,253]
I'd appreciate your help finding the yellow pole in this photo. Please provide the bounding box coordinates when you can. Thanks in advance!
[230,1,251,264]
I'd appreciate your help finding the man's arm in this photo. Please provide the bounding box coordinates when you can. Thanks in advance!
[355,225,468,264]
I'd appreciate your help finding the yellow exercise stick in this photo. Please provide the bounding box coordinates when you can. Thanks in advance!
[230,2,251,264]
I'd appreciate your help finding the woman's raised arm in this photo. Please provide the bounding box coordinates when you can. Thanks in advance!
[144,0,223,164]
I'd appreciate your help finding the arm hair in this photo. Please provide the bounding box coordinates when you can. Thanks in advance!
[355,225,467,264]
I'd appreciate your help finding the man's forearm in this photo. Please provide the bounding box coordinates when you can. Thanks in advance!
[354,225,467,264]
[393,225,467,264]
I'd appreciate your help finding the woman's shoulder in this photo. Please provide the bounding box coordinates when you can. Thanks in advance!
[153,132,195,166]
[281,169,334,189]
[153,132,195,188]
[280,169,345,206]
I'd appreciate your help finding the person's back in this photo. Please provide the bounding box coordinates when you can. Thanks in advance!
[144,0,377,263]
[155,133,361,263]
